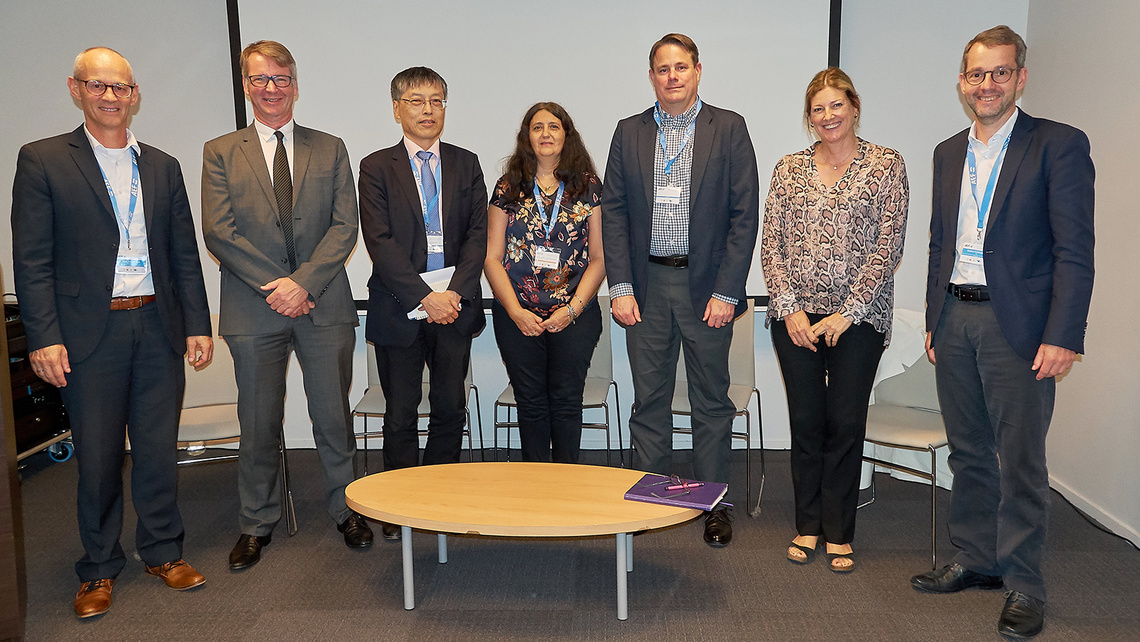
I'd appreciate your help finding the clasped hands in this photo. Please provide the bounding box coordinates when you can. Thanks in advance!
[511,304,576,337]
[262,277,313,317]
[785,310,852,351]
[419,290,462,324]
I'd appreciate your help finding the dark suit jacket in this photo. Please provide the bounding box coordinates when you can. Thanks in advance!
[926,109,1095,361]
[12,126,211,361]
[601,103,759,318]
[201,123,359,335]
[358,140,488,347]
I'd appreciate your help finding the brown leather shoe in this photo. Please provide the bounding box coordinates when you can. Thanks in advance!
[145,559,206,590]
[74,578,113,618]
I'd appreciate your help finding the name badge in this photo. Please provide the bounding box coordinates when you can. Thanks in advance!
[115,249,149,275]
[959,242,984,266]
[655,185,682,205]
[427,232,444,255]
[534,247,561,270]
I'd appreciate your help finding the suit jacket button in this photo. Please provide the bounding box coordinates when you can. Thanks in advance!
[105,285,112,291]
[281,259,288,264]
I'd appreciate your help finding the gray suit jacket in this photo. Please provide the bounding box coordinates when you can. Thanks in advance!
[202,123,358,335]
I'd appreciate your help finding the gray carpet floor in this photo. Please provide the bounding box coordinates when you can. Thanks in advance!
[15,448,1140,641]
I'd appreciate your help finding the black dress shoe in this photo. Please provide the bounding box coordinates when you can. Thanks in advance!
[910,563,1003,593]
[338,513,374,549]
[999,591,1045,638]
[229,533,271,570]
[380,522,401,541]
[703,507,733,548]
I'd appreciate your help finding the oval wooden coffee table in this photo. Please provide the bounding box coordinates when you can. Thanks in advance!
[346,462,701,620]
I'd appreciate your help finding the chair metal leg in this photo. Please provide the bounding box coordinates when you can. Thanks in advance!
[470,385,484,462]
[929,445,938,570]
[612,382,625,467]
[362,414,370,476]
[750,388,765,517]
[279,425,298,536]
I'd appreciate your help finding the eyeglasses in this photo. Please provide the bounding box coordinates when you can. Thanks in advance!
[76,79,136,98]
[401,98,447,110]
[963,67,1019,86]
[247,74,293,88]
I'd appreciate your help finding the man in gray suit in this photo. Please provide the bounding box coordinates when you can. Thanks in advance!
[202,40,371,571]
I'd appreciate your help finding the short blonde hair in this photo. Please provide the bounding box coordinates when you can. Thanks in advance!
[240,40,297,79]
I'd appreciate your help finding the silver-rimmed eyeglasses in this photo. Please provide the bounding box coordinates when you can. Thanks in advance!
[77,79,136,98]
[401,98,447,110]
[963,67,1019,85]
[247,74,294,88]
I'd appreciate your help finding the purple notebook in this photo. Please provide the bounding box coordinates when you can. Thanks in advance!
[623,474,728,511]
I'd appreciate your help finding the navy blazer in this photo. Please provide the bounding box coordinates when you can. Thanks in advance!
[602,103,759,318]
[11,126,211,362]
[926,110,1095,361]
[358,140,488,347]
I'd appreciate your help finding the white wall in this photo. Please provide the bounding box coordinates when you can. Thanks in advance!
[0,0,234,309]
[1025,0,1140,545]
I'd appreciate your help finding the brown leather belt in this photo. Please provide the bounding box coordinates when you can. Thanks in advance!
[648,254,688,268]
[109,295,156,311]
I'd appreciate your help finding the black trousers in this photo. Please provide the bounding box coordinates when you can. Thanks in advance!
[60,303,185,581]
[493,301,602,463]
[375,322,472,470]
[771,315,884,545]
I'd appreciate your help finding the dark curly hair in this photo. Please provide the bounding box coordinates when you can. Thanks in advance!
[500,102,596,205]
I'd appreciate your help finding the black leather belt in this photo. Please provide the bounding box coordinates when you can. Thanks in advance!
[948,283,990,302]
[648,254,688,268]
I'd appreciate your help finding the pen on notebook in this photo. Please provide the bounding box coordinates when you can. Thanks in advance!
[665,482,705,491]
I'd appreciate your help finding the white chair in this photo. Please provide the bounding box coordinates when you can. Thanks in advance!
[666,300,764,516]
[352,346,482,475]
[858,356,948,569]
[178,325,297,535]
[493,295,624,465]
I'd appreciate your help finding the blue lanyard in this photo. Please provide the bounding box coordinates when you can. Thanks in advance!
[653,98,702,180]
[408,155,442,230]
[532,179,565,240]
[99,148,140,250]
[966,134,1011,238]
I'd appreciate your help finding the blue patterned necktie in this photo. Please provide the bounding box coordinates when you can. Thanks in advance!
[416,150,443,271]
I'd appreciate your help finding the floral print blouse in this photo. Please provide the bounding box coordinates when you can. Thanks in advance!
[761,139,909,344]
[491,173,602,318]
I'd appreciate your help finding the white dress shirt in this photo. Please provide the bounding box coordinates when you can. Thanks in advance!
[951,108,1019,286]
[85,125,153,297]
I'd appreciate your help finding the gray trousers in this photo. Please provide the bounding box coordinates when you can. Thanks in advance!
[934,294,1054,601]
[226,317,357,535]
[626,262,735,484]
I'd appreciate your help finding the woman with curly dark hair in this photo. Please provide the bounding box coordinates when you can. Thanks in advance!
[484,102,605,463]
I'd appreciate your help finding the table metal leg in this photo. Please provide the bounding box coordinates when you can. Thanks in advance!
[626,533,633,572]
[615,533,628,620]
[438,533,447,563]
[401,526,414,610]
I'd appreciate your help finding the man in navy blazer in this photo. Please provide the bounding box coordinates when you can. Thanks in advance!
[602,34,759,547]
[12,47,212,617]
[358,67,487,539]
[911,26,1094,639]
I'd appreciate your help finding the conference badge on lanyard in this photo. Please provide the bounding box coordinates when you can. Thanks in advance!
[653,98,700,206]
[103,149,148,275]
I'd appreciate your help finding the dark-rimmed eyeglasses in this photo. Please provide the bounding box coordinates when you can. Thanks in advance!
[246,74,294,88]
[76,79,136,98]
[401,98,447,110]
[963,67,1019,86]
